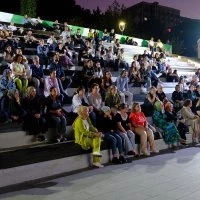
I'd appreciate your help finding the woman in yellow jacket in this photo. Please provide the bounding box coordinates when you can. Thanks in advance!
[73,106,104,168]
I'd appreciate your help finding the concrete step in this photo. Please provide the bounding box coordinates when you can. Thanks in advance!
[0,134,193,188]
[0,126,74,149]
[0,131,40,149]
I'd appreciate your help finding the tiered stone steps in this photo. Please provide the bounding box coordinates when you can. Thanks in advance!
[0,134,193,188]
[0,41,200,188]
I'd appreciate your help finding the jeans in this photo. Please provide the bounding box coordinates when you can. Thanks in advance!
[117,130,136,154]
[103,132,123,155]
[50,115,67,136]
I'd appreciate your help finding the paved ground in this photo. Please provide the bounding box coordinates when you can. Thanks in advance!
[1,146,200,200]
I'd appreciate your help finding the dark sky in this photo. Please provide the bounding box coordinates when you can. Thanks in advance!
[75,0,200,19]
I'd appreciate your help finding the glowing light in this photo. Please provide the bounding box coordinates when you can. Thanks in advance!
[119,21,126,35]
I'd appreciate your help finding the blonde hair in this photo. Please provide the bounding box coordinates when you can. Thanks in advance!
[77,105,88,116]
[26,86,36,97]
[131,102,140,112]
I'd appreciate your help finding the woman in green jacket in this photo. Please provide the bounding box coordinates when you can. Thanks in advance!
[73,105,104,168]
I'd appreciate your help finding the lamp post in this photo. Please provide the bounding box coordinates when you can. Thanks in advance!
[119,21,126,35]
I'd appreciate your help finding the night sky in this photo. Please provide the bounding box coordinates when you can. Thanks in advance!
[75,0,200,20]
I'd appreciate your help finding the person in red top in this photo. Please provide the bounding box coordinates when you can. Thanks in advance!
[129,102,159,156]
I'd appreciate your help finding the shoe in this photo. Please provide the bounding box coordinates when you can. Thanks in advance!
[93,162,104,168]
[36,135,45,142]
[127,151,139,157]
[195,138,199,144]
[60,137,67,142]
[192,138,198,144]
[127,151,134,156]
[180,138,187,143]
[171,144,179,150]
[180,142,188,146]
[119,155,127,164]
[151,149,159,153]
[112,157,121,164]
[142,150,150,156]
[92,152,102,157]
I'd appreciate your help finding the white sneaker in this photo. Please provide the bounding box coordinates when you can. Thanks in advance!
[93,162,104,168]
[92,152,102,157]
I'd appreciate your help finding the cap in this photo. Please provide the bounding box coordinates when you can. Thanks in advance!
[101,106,110,113]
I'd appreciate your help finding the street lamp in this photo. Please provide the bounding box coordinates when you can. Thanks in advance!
[119,21,126,35]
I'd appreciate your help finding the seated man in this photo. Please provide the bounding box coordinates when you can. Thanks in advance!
[30,56,45,93]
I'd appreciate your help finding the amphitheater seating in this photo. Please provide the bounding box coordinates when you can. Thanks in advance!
[0,25,199,188]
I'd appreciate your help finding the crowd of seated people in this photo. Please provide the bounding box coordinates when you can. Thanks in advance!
[1,17,200,168]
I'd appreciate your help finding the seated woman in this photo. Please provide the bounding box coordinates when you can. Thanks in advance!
[44,70,60,98]
[164,101,187,145]
[100,106,127,164]
[114,103,137,156]
[10,54,28,94]
[129,102,159,156]
[0,89,10,123]
[73,105,104,168]
[171,84,184,112]
[129,59,141,85]
[172,70,179,82]
[72,86,96,126]
[88,83,103,114]
[187,85,197,111]
[22,86,46,141]
[2,45,14,69]
[101,71,113,101]
[0,69,16,91]
[8,89,26,122]
[45,87,67,143]
[180,99,200,144]
[156,85,168,103]
[0,69,16,122]
[153,101,181,148]
[166,68,177,82]
[105,85,121,115]
[142,86,159,117]
[178,76,187,92]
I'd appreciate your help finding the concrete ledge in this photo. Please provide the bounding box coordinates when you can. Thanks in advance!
[0,131,38,149]
[0,134,193,188]
[0,126,74,149]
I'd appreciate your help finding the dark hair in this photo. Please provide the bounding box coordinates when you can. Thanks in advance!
[87,59,92,63]
[175,84,180,91]
[120,69,127,76]
[90,83,99,90]
[178,76,184,83]
[50,86,56,92]
[118,103,128,110]
[77,86,85,93]
[13,54,23,63]
[183,99,191,107]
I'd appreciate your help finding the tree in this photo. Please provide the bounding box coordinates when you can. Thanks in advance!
[91,7,104,29]
[20,0,37,17]
[103,0,126,33]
